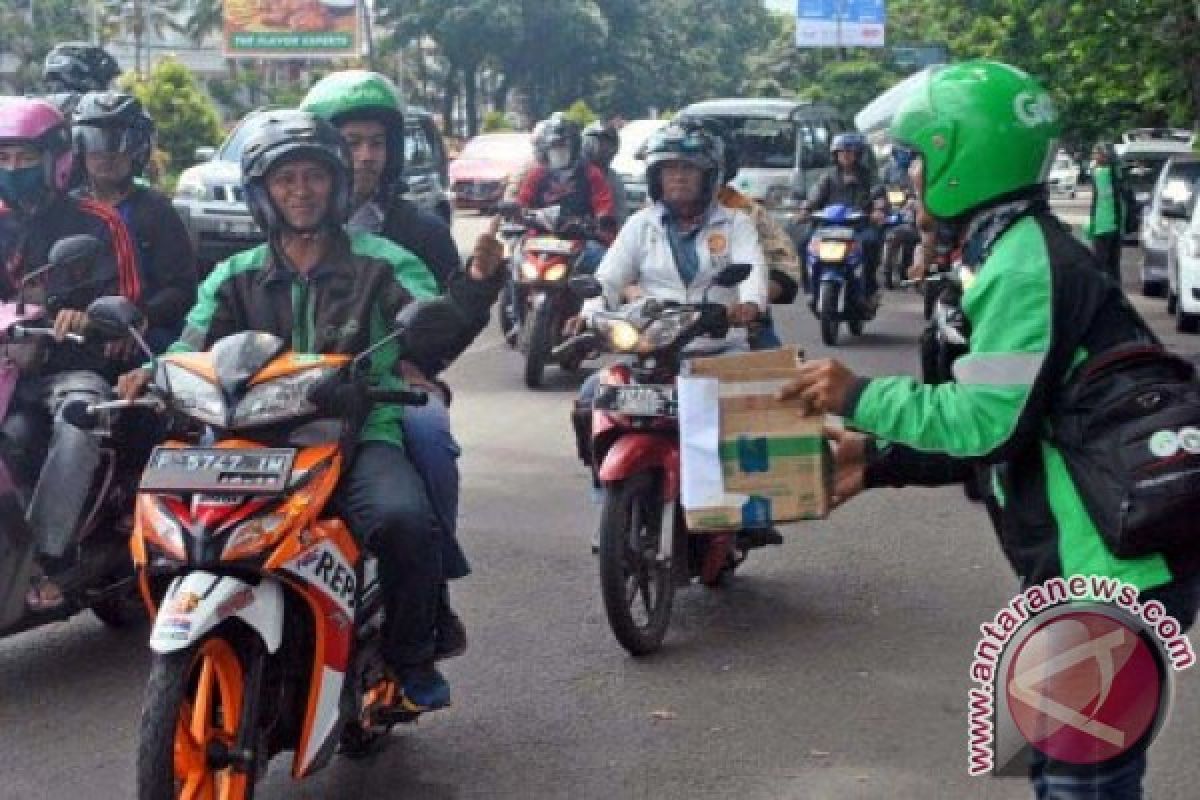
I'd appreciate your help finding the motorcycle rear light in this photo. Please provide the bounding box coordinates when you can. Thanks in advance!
[818,241,848,261]
[543,263,568,282]
[520,261,540,281]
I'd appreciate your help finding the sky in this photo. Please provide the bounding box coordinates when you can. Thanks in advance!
[764,0,794,11]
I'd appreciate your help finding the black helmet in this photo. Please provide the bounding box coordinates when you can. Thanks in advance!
[831,132,867,156]
[644,124,722,207]
[240,111,353,234]
[72,92,155,178]
[533,115,582,169]
[43,43,120,93]
[582,121,619,168]
[674,114,739,183]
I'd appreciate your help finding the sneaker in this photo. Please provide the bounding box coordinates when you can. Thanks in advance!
[396,664,451,713]
[434,594,468,661]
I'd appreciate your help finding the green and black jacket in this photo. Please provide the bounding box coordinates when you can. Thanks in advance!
[168,230,467,446]
[853,204,1174,591]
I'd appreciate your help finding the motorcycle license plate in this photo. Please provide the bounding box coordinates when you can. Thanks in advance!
[140,447,295,494]
[594,384,677,417]
[526,237,576,255]
[818,240,848,262]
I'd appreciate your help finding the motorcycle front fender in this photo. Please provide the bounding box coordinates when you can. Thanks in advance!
[150,571,283,655]
[598,433,680,501]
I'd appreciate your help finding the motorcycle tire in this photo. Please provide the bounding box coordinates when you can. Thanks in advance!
[923,283,938,321]
[137,632,254,800]
[882,242,895,289]
[819,283,840,347]
[598,471,675,656]
[848,317,865,336]
[497,298,518,349]
[523,305,556,389]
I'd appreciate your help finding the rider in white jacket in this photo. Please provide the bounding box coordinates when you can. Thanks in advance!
[579,123,767,351]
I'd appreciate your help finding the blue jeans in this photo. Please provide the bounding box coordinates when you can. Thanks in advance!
[402,395,469,580]
[577,241,606,275]
[1030,750,1146,800]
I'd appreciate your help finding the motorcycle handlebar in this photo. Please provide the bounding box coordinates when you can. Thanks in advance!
[8,325,85,345]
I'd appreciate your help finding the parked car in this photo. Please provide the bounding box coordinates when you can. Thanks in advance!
[1047,153,1079,198]
[1116,138,1195,245]
[611,118,667,208]
[449,132,533,213]
[677,97,851,223]
[174,107,452,271]
[1140,155,1200,297]
[1164,166,1200,332]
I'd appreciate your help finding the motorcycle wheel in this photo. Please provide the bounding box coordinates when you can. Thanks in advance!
[497,297,518,349]
[598,471,675,656]
[818,283,840,347]
[881,241,895,289]
[523,304,556,389]
[137,633,253,800]
[923,283,938,321]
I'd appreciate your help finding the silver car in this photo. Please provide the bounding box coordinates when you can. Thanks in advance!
[174,108,452,271]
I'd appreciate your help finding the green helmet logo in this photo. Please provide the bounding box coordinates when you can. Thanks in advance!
[889,60,1061,219]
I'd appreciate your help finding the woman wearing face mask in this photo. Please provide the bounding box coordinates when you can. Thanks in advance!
[514,114,617,272]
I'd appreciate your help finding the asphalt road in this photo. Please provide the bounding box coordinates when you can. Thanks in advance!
[2,196,1198,800]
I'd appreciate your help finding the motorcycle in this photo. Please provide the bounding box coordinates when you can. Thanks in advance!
[561,264,784,656]
[0,235,150,639]
[83,297,453,799]
[880,187,918,290]
[510,206,602,388]
[806,204,874,347]
[496,217,527,350]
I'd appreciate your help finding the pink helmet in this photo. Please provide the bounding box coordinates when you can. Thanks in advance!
[0,97,74,192]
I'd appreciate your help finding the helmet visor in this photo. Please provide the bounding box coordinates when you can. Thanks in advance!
[75,125,135,155]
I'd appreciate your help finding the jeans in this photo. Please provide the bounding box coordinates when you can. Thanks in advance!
[336,442,440,670]
[1025,576,1200,799]
[401,395,469,580]
[577,241,606,275]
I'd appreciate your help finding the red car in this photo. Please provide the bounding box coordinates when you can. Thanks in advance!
[449,132,533,212]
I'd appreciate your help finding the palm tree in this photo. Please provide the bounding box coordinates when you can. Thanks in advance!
[100,0,187,76]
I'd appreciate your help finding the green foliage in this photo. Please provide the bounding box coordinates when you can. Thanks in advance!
[482,111,515,132]
[122,58,223,173]
[562,101,598,127]
[0,0,89,93]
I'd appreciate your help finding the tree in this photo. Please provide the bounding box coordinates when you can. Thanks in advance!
[122,58,223,175]
[0,0,89,93]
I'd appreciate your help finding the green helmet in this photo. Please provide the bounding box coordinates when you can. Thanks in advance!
[301,70,406,190]
[888,60,1061,219]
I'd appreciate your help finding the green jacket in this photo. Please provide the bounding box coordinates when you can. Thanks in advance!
[849,209,1173,591]
[1084,164,1122,238]
[168,231,439,446]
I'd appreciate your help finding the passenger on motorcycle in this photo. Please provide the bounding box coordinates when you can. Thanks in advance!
[516,115,617,272]
[801,132,886,303]
[674,114,800,349]
[42,42,121,119]
[118,111,478,712]
[72,91,197,354]
[301,69,506,660]
[582,120,629,225]
[0,97,145,611]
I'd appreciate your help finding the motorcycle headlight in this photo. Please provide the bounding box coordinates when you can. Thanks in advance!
[520,260,540,281]
[637,311,701,351]
[887,190,907,207]
[604,320,641,352]
[222,513,288,561]
[161,363,226,427]
[543,263,568,282]
[144,498,185,560]
[818,240,849,262]
[231,369,329,428]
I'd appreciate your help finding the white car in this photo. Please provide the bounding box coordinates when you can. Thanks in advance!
[1166,171,1200,333]
[1047,154,1079,197]
[1142,155,1200,297]
[612,119,668,208]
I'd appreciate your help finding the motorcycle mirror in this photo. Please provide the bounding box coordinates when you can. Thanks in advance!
[48,234,102,272]
[85,296,145,341]
[569,275,604,299]
[713,263,752,288]
[358,298,465,370]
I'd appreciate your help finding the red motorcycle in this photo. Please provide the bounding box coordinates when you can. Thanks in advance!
[562,265,781,655]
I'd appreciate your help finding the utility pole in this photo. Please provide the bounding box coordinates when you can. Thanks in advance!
[361,0,376,70]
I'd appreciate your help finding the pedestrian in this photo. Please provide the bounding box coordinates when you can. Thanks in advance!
[1083,141,1124,284]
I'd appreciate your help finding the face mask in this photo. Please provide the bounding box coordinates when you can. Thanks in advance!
[547,146,571,170]
[0,165,47,211]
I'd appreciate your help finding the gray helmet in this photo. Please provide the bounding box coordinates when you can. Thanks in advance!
[240,110,352,234]
[533,115,582,168]
[644,124,722,206]
[43,42,120,93]
[673,114,739,183]
[582,121,619,168]
[72,91,155,177]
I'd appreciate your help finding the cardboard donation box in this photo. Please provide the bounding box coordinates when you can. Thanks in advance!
[678,347,829,531]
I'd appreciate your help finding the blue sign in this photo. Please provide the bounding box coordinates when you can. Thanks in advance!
[796,0,887,47]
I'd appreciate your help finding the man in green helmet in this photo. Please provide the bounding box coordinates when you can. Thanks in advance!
[301,70,505,662]
[778,61,1197,796]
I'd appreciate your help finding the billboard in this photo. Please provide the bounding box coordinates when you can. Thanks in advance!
[223,0,360,58]
[796,0,886,48]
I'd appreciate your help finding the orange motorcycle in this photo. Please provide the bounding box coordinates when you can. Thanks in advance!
[85,298,449,799]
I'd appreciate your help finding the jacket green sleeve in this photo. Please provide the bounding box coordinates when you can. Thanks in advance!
[847,216,1054,460]
[349,231,438,300]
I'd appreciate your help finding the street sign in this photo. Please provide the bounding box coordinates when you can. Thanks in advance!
[222,0,360,59]
[795,0,887,48]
